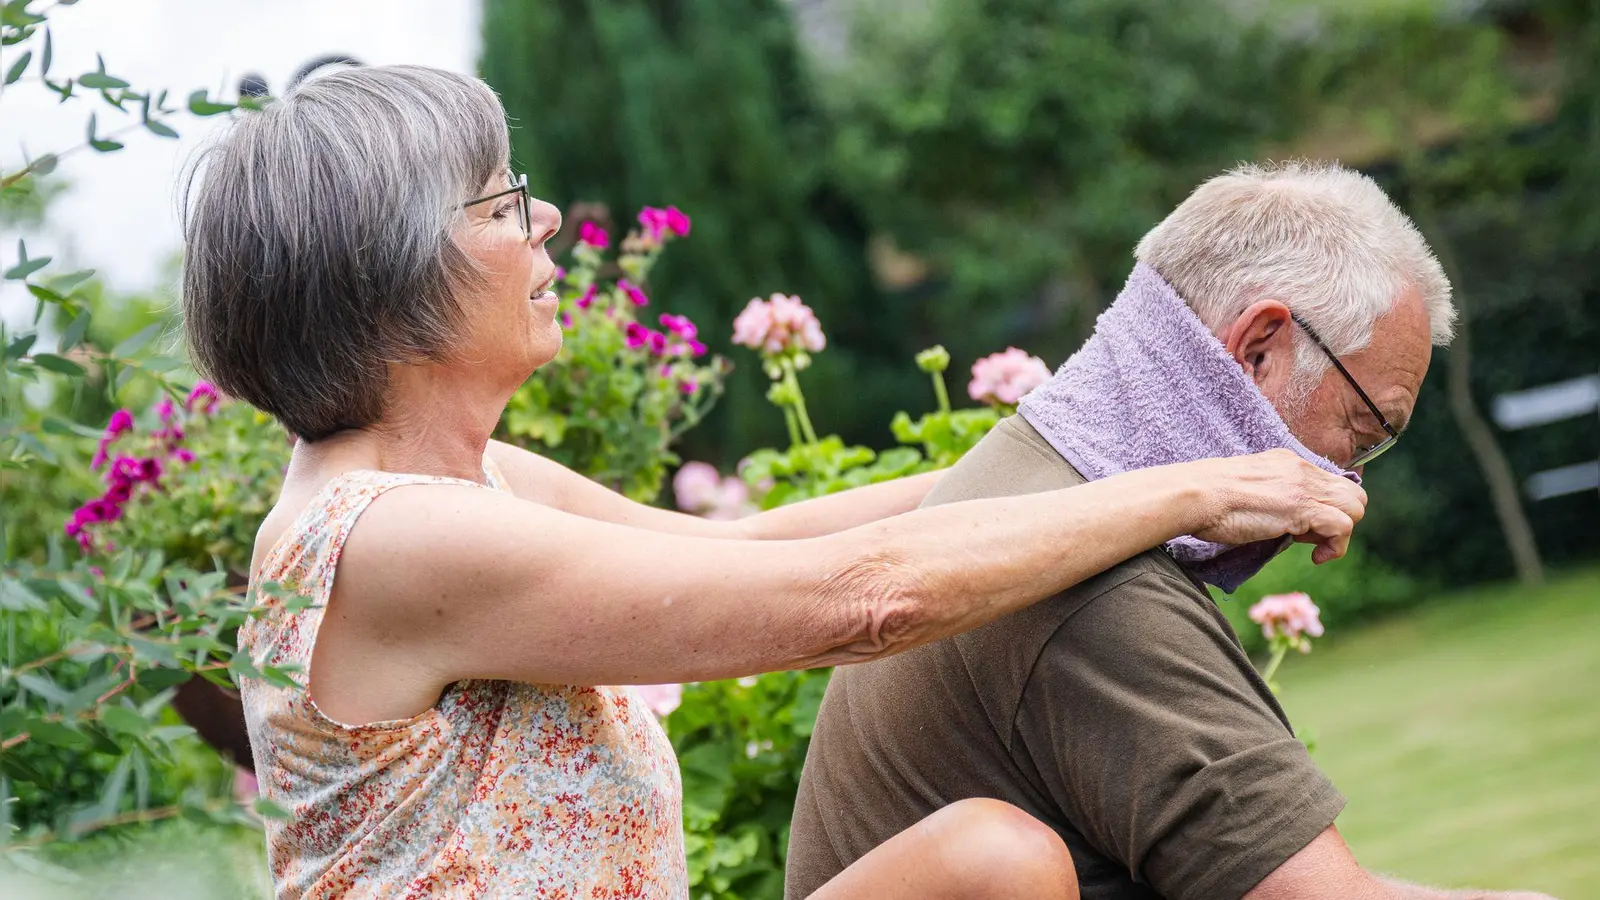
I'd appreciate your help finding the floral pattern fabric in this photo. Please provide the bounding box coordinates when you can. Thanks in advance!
[239,465,687,899]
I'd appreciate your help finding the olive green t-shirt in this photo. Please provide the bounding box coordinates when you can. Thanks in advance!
[785,416,1344,900]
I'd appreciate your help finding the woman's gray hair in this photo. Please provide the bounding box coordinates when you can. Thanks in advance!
[182,64,510,441]
[1134,160,1456,392]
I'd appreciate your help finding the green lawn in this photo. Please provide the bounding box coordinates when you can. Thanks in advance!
[1276,567,1600,898]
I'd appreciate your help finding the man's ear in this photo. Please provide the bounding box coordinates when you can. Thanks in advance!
[1220,300,1295,393]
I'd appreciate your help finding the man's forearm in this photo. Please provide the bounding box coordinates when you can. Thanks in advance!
[738,469,944,539]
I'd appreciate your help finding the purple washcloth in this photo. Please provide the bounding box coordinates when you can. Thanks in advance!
[1017,263,1358,593]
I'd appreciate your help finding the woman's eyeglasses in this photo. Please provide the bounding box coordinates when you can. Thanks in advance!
[1289,311,1400,468]
[463,169,531,239]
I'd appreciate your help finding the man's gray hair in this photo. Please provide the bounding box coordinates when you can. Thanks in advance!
[182,64,510,441]
[1134,160,1456,384]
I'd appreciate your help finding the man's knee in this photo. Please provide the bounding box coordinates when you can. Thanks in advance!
[924,798,1078,898]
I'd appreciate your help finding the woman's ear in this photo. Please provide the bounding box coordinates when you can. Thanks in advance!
[1220,300,1295,393]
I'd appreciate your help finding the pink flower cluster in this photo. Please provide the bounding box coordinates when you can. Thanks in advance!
[968,347,1051,406]
[578,221,610,249]
[65,383,217,552]
[673,461,754,520]
[731,293,826,356]
[1248,592,1325,650]
[637,206,691,241]
[634,683,683,719]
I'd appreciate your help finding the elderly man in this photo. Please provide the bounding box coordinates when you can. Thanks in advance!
[786,162,1554,900]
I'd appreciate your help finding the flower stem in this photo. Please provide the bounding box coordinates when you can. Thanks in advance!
[783,362,819,446]
[931,370,951,416]
[782,405,802,449]
[1258,643,1289,693]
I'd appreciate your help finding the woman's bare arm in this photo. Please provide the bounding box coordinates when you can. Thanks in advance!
[485,439,943,540]
[319,450,1362,717]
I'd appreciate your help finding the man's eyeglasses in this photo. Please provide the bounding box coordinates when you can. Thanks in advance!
[1289,312,1400,468]
[463,169,531,240]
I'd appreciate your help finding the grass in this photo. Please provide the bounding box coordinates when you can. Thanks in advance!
[1276,567,1600,898]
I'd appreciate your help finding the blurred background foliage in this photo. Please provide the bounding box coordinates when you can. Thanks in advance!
[481,0,1598,589]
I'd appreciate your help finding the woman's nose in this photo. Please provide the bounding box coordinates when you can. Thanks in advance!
[530,198,562,245]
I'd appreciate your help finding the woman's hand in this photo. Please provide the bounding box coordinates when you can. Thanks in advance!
[1186,449,1367,564]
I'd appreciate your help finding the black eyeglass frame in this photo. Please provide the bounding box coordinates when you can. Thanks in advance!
[1289,311,1399,468]
[463,170,531,239]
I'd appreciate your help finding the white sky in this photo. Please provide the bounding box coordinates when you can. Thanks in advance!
[1,0,482,321]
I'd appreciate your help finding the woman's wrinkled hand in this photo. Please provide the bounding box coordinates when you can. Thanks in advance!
[1187,449,1367,564]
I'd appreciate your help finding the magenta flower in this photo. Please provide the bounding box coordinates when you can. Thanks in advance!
[625,322,651,350]
[174,448,196,464]
[968,347,1051,406]
[560,313,573,329]
[1249,592,1325,651]
[647,331,668,355]
[91,409,135,470]
[576,284,597,309]
[156,397,176,424]
[618,278,649,307]
[186,381,220,414]
[554,266,567,281]
[731,293,826,356]
[637,206,692,241]
[578,221,610,249]
[680,380,699,396]
[659,313,697,341]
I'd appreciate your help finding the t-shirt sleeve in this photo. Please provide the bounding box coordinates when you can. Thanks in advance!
[1013,571,1345,900]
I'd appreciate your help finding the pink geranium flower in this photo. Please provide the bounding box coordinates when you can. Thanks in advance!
[634,683,683,718]
[731,293,826,356]
[1249,592,1325,651]
[968,347,1051,406]
[674,461,753,520]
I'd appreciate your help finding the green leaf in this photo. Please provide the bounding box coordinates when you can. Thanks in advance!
[3,256,49,281]
[1,1,45,28]
[137,354,184,373]
[98,705,150,737]
[2,332,35,361]
[86,112,122,152]
[187,89,235,117]
[148,724,195,744]
[144,118,178,139]
[79,53,127,90]
[26,283,66,305]
[27,152,56,176]
[14,673,71,705]
[253,797,294,820]
[30,352,85,376]
[4,49,30,85]
[57,309,90,350]
[111,321,164,358]
[0,574,45,611]
[49,268,94,293]
[39,26,49,77]
[134,667,191,691]
[23,720,88,749]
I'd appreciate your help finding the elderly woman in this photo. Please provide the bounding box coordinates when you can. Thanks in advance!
[181,66,1364,900]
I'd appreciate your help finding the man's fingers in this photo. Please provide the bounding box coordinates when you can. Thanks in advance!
[1295,506,1353,564]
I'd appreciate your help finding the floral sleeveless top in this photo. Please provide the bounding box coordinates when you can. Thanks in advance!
[238,465,687,899]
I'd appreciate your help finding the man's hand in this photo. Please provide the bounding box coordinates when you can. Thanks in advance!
[1246,827,1560,900]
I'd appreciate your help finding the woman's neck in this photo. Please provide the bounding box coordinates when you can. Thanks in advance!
[292,363,515,484]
